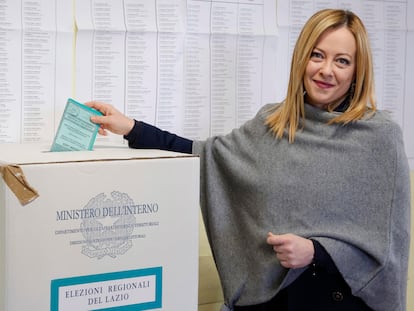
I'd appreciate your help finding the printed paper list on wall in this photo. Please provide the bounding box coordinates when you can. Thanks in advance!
[74,0,278,145]
[0,0,413,168]
[0,0,74,143]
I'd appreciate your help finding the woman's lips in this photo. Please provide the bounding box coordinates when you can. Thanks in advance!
[314,80,334,89]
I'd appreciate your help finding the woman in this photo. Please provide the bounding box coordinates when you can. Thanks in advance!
[87,9,410,311]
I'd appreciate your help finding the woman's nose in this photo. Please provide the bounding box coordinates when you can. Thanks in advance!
[319,61,333,77]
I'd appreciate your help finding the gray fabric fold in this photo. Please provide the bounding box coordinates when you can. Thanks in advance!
[193,103,411,310]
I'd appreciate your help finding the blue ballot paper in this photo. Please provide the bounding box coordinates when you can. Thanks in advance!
[50,98,103,152]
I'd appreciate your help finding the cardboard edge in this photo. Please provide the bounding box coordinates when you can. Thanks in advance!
[0,155,199,205]
[12,153,200,167]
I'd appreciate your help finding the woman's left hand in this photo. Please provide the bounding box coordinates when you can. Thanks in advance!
[266,232,314,269]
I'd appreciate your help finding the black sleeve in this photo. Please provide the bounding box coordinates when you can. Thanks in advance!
[124,120,193,154]
[310,239,341,274]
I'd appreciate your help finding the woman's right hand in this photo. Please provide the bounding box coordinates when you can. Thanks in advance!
[85,101,135,136]
[267,232,314,269]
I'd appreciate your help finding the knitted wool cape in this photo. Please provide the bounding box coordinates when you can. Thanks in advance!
[192,103,411,311]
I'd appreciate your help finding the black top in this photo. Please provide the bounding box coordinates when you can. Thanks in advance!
[125,120,193,153]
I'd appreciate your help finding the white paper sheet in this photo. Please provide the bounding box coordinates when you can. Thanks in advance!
[0,0,412,169]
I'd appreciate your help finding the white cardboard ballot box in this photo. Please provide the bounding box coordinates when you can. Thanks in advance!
[0,144,200,311]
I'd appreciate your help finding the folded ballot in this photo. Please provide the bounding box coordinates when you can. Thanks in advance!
[50,98,103,152]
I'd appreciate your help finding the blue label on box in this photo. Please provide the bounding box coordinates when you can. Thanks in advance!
[50,267,162,311]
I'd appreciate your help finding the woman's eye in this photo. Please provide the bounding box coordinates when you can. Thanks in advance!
[310,51,323,59]
[337,58,350,65]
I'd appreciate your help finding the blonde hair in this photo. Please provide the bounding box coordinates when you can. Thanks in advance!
[266,9,376,142]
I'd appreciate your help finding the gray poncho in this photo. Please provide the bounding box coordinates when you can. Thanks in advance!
[192,103,411,311]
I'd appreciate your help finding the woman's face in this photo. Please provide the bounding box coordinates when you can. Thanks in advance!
[304,26,356,110]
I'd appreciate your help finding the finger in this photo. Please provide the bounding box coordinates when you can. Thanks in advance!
[90,115,101,124]
[85,101,103,108]
[85,101,109,115]
[275,252,292,268]
[273,245,283,254]
[279,260,294,269]
[279,260,287,268]
[267,233,287,246]
[97,127,108,136]
[90,115,110,125]
[266,232,276,244]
